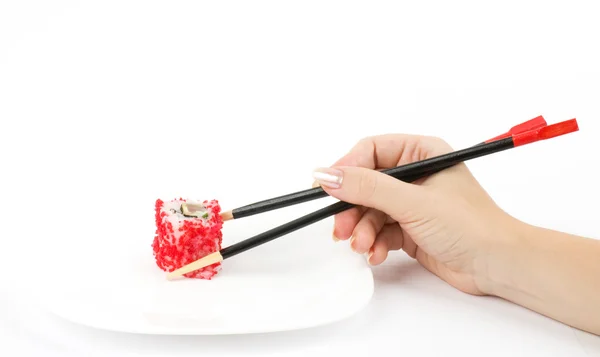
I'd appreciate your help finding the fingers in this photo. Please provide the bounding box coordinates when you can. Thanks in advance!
[368,236,389,266]
[350,209,387,254]
[332,207,365,241]
[367,224,403,265]
[313,166,430,222]
[366,224,418,265]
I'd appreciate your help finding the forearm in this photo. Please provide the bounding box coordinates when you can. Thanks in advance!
[485,221,600,335]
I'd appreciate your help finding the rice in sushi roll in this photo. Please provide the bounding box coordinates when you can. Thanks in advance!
[152,198,224,279]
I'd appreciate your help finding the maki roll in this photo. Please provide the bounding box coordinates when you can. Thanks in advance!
[153,198,224,279]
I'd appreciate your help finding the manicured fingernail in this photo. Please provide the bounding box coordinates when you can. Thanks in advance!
[332,233,340,242]
[312,181,320,188]
[367,251,374,265]
[312,168,343,189]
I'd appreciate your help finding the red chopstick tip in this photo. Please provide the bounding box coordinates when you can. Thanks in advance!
[513,118,579,147]
[513,115,547,132]
[484,115,547,143]
[539,118,578,140]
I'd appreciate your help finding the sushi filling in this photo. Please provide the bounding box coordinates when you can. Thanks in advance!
[181,202,210,219]
[161,200,210,220]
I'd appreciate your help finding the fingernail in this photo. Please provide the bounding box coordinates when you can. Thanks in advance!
[349,236,357,252]
[367,250,374,265]
[312,168,343,189]
[332,233,340,242]
[367,252,373,266]
[350,235,367,254]
[312,181,321,188]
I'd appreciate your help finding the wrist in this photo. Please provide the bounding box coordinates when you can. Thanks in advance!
[475,217,600,335]
[474,215,534,297]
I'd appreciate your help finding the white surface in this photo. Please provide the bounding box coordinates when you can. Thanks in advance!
[42,207,373,335]
[2,0,600,356]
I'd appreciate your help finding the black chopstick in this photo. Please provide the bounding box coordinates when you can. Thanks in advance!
[219,137,516,259]
[222,116,548,221]
[226,139,498,220]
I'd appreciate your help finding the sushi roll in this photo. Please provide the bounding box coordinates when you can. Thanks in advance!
[152,198,224,279]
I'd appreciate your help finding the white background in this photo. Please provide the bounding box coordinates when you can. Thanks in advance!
[1,1,600,356]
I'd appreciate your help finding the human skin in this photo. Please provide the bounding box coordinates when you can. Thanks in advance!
[311,134,600,336]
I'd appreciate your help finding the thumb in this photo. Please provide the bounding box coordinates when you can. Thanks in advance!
[312,166,428,218]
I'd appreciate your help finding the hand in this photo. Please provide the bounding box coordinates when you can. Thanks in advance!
[312,134,600,335]
[312,134,522,296]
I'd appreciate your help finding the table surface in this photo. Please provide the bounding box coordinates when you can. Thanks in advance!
[2,1,600,356]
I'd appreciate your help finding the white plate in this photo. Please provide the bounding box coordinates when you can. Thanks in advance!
[39,198,374,335]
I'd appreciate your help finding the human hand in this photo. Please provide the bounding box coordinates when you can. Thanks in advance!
[311,134,523,296]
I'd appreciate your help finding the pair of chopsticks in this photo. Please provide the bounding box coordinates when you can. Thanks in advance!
[167,116,579,279]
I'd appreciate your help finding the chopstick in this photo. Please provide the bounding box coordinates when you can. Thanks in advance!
[480,115,547,144]
[399,115,549,181]
[167,118,578,279]
[220,116,547,221]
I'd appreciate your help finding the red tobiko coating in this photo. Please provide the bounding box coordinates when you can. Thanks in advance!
[152,198,224,279]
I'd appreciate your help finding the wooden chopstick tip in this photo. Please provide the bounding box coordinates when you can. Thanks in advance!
[166,251,224,280]
[220,210,234,221]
